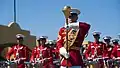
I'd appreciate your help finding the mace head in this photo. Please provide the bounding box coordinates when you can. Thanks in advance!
[62,6,71,18]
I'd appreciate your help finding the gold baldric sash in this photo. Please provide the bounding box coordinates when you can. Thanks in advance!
[63,28,80,50]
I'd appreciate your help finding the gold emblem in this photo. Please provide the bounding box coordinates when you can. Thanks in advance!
[64,28,79,50]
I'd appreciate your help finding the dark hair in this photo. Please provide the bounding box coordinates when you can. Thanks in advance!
[104,39,110,42]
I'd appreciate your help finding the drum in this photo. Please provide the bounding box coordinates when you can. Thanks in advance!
[0,61,8,68]
[24,62,31,68]
[86,60,98,68]
[114,60,120,68]
[36,62,43,68]
[107,59,113,68]
[30,62,43,68]
[7,61,17,68]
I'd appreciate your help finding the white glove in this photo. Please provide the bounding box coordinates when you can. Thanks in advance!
[91,55,95,58]
[103,57,108,59]
[112,57,115,59]
[20,58,26,60]
[59,47,69,59]
[116,57,120,60]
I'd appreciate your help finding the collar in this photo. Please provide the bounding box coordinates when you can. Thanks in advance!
[94,41,100,44]
[64,21,79,28]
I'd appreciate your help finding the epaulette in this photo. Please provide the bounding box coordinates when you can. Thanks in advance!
[59,27,65,31]
[79,21,86,23]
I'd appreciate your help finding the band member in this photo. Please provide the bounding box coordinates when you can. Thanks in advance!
[103,36,113,59]
[85,31,107,68]
[111,39,120,59]
[103,36,114,68]
[30,36,54,68]
[47,41,59,60]
[57,6,90,68]
[6,34,31,68]
[46,40,60,68]
[112,39,119,46]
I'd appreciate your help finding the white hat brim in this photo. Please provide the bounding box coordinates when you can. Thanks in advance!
[70,8,80,15]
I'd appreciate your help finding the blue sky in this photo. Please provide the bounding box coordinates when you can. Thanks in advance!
[0,0,120,41]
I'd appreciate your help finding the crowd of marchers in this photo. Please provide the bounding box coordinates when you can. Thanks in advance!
[81,31,120,68]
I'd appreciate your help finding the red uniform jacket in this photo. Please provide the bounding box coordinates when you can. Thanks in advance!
[30,45,54,68]
[51,47,59,59]
[6,44,31,68]
[85,42,107,59]
[105,45,113,59]
[111,44,120,58]
[57,22,90,66]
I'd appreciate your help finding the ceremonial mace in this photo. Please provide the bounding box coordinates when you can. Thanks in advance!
[62,6,71,68]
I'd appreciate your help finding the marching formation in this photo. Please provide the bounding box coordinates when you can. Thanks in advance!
[83,32,120,68]
[0,6,120,68]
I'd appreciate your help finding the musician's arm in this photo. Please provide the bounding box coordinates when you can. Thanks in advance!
[111,46,117,59]
[57,28,69,59]
[57,28,64,49]
[102,43,108,58]
[84,44,91,59]
[30,48,36,62]
[6,47,14,60]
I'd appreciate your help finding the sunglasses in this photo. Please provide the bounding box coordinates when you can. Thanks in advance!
[93,34,100,37]
[69,14,78,18]
[104,39,110,41]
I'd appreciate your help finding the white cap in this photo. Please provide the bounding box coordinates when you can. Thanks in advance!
[37,36,48,40]
[16,34,25,39]
[112,39,119,42]
[70,8,80,15]
[103,36,112,40]
[40,36,48,39]
[92,31,101,36]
